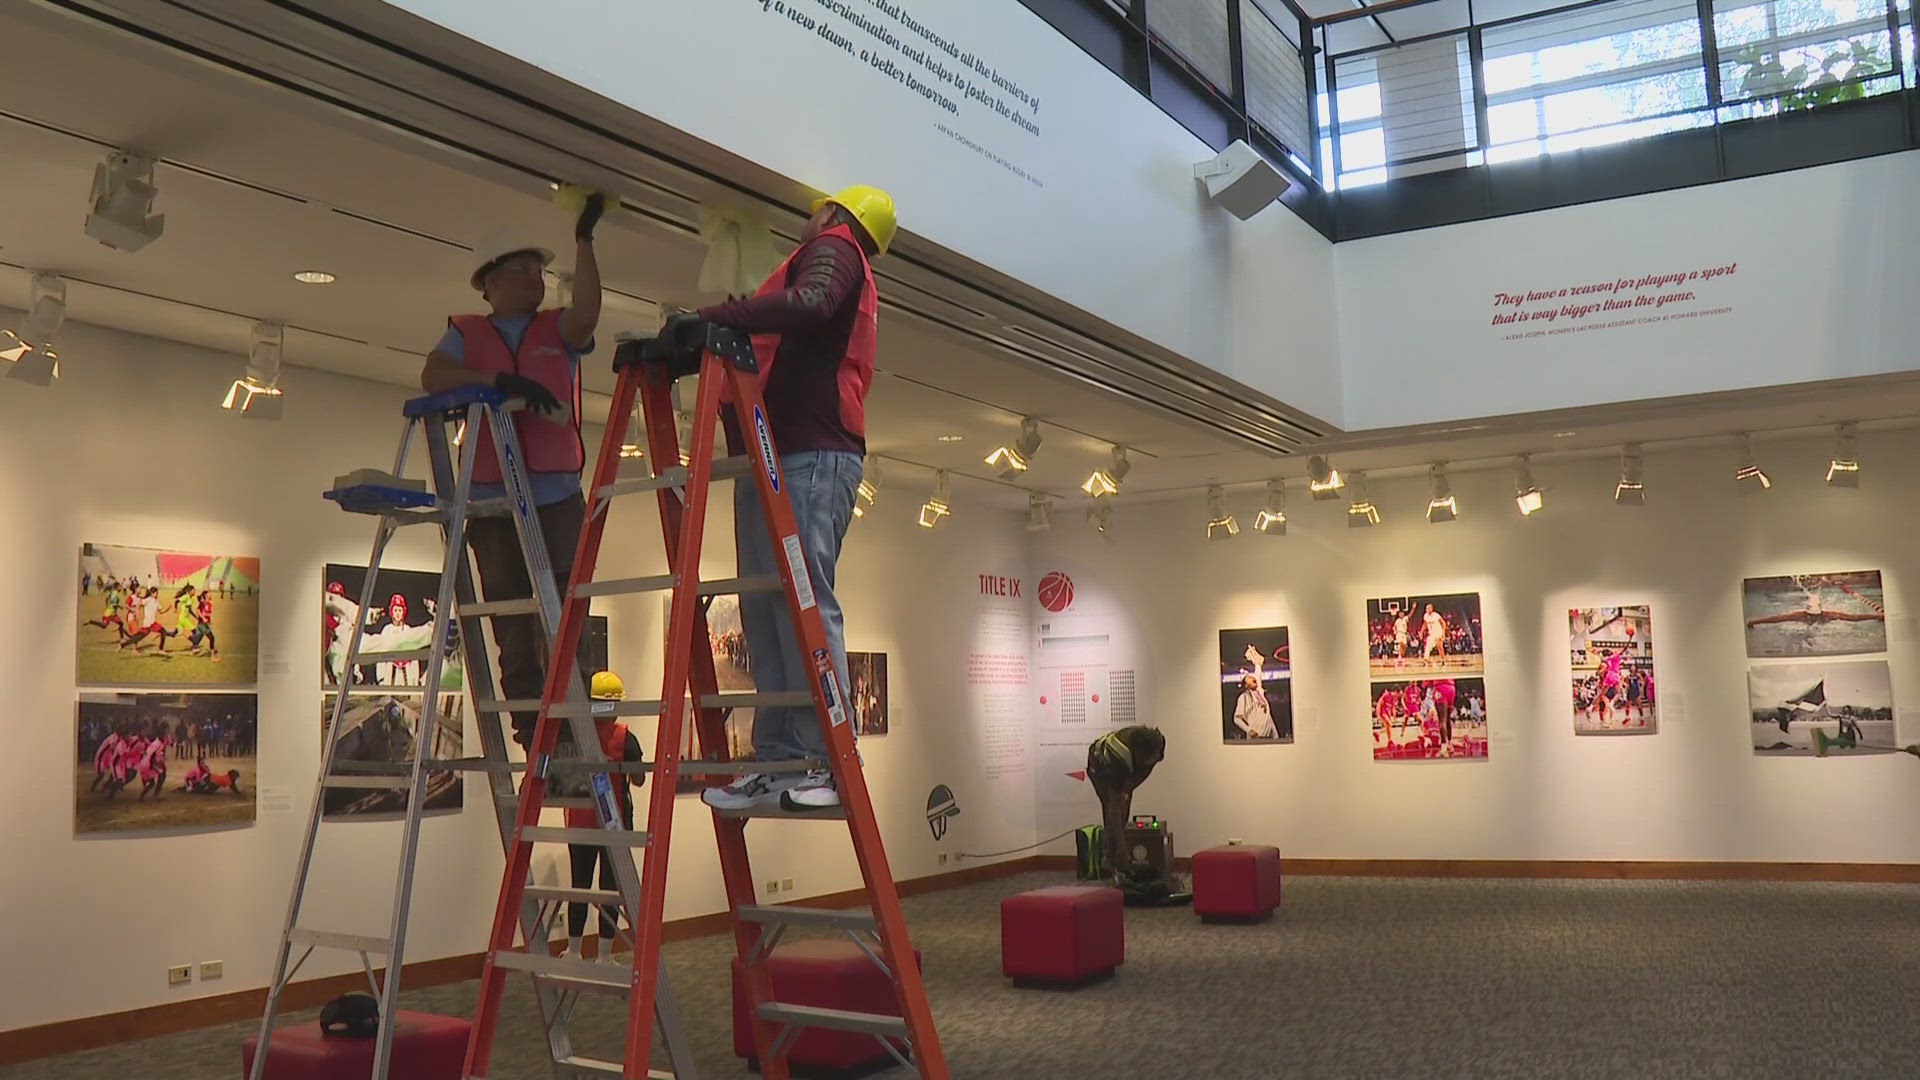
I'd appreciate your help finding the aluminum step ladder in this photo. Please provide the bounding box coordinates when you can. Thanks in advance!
[462,325,948,1080]
[250,385,695,1080]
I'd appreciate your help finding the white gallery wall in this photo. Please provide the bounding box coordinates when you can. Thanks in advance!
[0,315,1033,1033]
[1031,431,1920,864]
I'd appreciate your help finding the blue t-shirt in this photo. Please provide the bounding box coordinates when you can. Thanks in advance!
[436,314,593,507]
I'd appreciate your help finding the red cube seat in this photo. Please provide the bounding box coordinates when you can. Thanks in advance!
[241,1010,469,1079]
[731,938,920,1073]
[1192,844,1283,920]
[1000,884,1124,987]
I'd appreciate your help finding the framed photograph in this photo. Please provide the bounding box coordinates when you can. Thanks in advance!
[848,651,889,736]
[1366,592,1484,677]
[322,563,464,692]
[1742,571,1886,658]
[77,544,260,685]
[75,692,257,834]
[1569,606,1657,734]
[1218,627,1292,743]
[1371,678,1488,760]
[321,693,465,816]
[1749,660,1895,756]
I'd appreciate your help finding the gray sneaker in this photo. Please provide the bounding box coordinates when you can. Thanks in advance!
[780,769,840,810]
[701,772,803,810]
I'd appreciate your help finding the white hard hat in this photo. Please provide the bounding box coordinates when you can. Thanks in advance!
[470,230,555,291]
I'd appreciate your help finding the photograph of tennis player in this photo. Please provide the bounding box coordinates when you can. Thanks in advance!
[1570,606,1657,735]
[77,544,260,686]
[320,693,465,816]
[1742,571,1886,658]
[75,692,257,834]
[1371,677,1487,760]
[1367,592,1484,677]
[1748,660,1895,756]
[1218,626,1292,744]
[322,563,464,692]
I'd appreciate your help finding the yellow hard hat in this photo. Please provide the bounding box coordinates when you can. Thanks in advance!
[811,185,897,256]
[590,671,626,701]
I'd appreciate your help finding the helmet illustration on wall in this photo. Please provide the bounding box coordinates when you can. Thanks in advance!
[925,784,960,841]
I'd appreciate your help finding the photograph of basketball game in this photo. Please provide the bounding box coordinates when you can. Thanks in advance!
[1219,626,1292,744]
[664,595,755,790]
[322,563,464,692]
[1367,592,1484,677]
[77,544,260,686]
[1570,606,1657,735]
[1748,660,1895,756]
[1371,678,1488,760]
[74,692,257,834]
[1742,571,1886,658]
[849,651,889,736]
[320,693,464,816]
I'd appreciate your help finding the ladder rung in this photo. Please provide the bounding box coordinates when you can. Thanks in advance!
[526,885,625,905]
[575,574,677,599]
[757,1002,908,1038]
[498,791,597,810]
[467,497,513,517]
[699,691,813,709]
[473,698,545,713]
[429,757,525,773]
[553,1055,676,1079]
[678,759,821,775]
[549,700,664,719]
[324,774,414,789]
[356,647,435,664]
[695,575,782,596]
[461,598,542,617]
[521,825,650,847]
[288,929,389,954]
[381,507,446,526]
[713,804,849,821]
[597,472,687,499]
[546,759,652,775]
[490,949,630,991]
[736,905,877,931]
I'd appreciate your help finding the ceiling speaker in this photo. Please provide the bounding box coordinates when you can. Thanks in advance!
[1194,140,1293,221]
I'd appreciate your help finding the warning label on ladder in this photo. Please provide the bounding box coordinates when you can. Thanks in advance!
[783,534,816,611]
[813,649,849,727]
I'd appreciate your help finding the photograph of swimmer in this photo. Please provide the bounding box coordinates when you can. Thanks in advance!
[1742,571,1885,658]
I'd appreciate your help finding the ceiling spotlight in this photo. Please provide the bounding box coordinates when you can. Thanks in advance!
[1206,485,1240,540]
[1514,455,1544,516]
[1826,423,1860,487]
[85,151,166,252]
[452,419,467,447]
[1734,433,1770,492]
[1614,444,1645,505]
[675,410,694,467]
[918,469,952,529]
[1081,445,1131,497]
[220,321,286,419]
[937,434,964,443]
[1027,492,1054,532]
[1307,455,1343,500]
[986,416,1043,478]
[1426,462,1457,523]
[1086,495,1115,535]
[618,442,644,459]
[1,272,66,386]
[1254,479,1287,535]
[292,270,336,285]
[1346,471,1380,528]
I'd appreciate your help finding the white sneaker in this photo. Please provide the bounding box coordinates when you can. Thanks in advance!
[596,948,624,966]
[780,769,840,810]
[701,772,803,810]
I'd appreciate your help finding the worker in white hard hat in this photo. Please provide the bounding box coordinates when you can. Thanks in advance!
[420,192,607,746]
[662,185,895,814]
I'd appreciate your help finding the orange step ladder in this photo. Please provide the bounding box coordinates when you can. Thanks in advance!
[462,323,947,1079]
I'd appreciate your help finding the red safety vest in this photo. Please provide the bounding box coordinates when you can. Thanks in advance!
[564,721,633,829]
[448,308,585,484]
[723,223,878,441]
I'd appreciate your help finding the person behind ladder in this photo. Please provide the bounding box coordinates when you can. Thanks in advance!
[565,670,646,963]
[420,193,607,747]
[666,185,895,813]
[1086,726,1166,881]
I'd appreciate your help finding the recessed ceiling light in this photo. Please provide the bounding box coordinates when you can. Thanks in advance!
[937,434,964,443]
[1553,430,1577,438]
[293,271,336,285]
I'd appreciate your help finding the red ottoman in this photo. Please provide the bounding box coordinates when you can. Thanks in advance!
[731,938,921,1074]
[241,1011,469,1079]
[1000,885,1124,988]
[1192,844,1283,921]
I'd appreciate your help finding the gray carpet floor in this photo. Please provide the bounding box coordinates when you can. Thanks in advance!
[8,871,1920,1079]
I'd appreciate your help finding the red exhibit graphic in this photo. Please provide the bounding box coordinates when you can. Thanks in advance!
[1037,571,1074,613]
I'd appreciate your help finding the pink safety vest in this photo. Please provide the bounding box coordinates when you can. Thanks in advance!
[722,223,878,439]
[447,308,585,484]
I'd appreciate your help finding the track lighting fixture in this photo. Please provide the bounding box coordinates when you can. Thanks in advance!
[85,151,166,252]
[986,417,1043,479]
[220,322,286,419]
[1734,433,1769,492]
[1081,445,1131,497]
[1514,455,1544,516]
[1206,486,1239,540]
[1346,471,1380,528]
[1307,455,1343,500]
[1826,423,1859,487]
[1,272,65,385]
[1426,463,1457,523]
[1027,492,1053,532]
[1614,444,1645,505]
[918,470,951,529]
[1254,479,1287,535]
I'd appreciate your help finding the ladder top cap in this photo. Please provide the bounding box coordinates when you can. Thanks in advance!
[403,384,508,417]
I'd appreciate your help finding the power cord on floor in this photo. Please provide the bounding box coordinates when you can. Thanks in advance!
[955,827,1083,862]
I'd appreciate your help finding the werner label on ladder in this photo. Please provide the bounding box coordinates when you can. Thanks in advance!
[464,183,948,1079]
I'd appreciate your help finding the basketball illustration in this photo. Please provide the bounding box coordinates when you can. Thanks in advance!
[1037,571,1074,613]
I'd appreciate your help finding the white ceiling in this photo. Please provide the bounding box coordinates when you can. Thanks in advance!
[4,0,1918,515]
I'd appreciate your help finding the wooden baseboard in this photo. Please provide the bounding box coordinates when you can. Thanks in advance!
[0,855,1046,1066]
[1032,853,1920,883]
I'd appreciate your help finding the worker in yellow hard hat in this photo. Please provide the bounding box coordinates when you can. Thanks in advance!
[660,185,895,815]
[565,670,645,964]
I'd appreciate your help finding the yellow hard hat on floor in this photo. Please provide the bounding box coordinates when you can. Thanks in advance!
[590,671,626,701]
[812,185,897,256]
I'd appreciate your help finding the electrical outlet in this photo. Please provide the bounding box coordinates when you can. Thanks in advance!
[765,879,779,895]
[199,960,223,981]
[938,852,949,865]
[167,964,192,987]
[780,879,794,892]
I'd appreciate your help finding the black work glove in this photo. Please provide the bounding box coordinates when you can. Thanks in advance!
[493,372,561,416]
[658,311,710,350]
[575,191,606,241]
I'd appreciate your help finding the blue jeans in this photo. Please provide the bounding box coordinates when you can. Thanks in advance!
[734,450,862,761]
